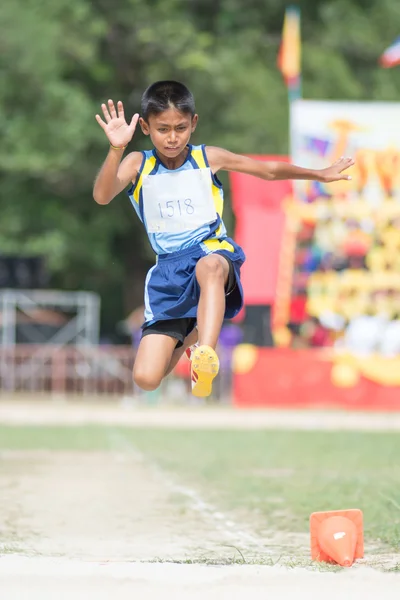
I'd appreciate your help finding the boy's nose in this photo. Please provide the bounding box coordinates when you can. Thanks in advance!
[168,131,177,143]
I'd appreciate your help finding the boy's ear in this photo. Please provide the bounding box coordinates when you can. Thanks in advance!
[139,117,150,135]
[191,114,198,133]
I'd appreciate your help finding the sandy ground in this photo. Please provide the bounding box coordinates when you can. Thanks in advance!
[1,559,400,600]
[1,398,400,598]
[0,449,249,562]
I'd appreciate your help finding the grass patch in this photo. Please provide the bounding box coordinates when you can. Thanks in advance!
[1,425,400,551]
[142,556,344,570]
[0,543,26,555]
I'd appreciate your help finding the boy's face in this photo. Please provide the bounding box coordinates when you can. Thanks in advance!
[139,108,198,159]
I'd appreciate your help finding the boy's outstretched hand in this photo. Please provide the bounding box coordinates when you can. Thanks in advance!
[95,100,139,148]
[319,156,355,182]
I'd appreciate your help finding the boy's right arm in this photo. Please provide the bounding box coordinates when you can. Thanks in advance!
[93,99,141,205]
[93,150,142,205]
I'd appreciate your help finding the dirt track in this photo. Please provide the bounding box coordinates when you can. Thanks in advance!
[1,398,400,598]
[0,447,261,563]
[1,559,400,600]
[2,398,400,429]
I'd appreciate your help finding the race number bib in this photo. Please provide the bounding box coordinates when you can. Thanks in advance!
[142,168,217,233]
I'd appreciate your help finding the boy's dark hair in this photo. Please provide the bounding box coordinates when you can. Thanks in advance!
[141,81,196,121]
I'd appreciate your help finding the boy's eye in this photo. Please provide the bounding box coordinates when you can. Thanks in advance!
[158,128,168,133]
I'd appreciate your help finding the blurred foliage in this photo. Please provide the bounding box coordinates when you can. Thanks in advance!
[1,0,400,335]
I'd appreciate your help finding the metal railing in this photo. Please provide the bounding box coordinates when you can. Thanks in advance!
[0,345,233,403]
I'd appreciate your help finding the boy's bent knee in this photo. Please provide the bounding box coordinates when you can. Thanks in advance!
[196,254,226,284]
[133,365,163,391]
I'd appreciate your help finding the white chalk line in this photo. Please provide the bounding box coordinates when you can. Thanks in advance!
[106,430,268,554]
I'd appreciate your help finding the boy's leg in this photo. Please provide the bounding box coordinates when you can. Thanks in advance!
[195,253,230,348]
[133,334,177,391]
[191,254,230,397]
[164,326,198,376]
[134,253,232,395]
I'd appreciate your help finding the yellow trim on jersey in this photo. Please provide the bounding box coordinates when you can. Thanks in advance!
[213,186,224,235]
[131,154,157,204]
[191,147,207,169]
[203,238,234,253]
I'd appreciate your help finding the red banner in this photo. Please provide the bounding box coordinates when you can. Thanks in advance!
[233,347,400,411]
[230,156,292,305]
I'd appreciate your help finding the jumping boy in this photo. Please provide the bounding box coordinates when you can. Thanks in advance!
[93,80,354,397]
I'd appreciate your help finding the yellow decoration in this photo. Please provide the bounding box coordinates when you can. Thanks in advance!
[331,363,360,388]
[232,344,259,374]
[331,353,400,387]
[366,248,386,272]
[381,227,400,250]
[358,356,400,386]
[273,326,292,348]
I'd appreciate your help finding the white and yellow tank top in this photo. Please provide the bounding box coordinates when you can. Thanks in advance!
[127,144,227,255]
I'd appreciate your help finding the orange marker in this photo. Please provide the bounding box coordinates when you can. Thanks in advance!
[310,509,364,567]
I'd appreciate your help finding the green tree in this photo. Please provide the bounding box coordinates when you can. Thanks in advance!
[1,0,400,336]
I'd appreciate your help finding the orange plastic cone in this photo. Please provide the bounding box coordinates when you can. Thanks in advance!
[310,509,364,567]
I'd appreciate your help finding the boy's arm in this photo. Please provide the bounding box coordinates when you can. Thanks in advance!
[93,150,142,205]
[206,146,354,183]
[93,99,141,204]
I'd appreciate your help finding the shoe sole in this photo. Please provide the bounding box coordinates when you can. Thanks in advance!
[191,345,219,398]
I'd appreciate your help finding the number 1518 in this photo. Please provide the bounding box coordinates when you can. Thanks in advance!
[158,198,195,219]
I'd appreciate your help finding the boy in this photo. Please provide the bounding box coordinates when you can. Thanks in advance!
[93,80,353,397]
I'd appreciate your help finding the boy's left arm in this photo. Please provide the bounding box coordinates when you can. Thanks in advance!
[206,146,354,183]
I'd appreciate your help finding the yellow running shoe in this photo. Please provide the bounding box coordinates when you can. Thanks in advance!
[191,345,220,398]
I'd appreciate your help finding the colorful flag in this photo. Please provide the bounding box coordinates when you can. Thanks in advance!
[380,36,400,68]
[277,6,301,101]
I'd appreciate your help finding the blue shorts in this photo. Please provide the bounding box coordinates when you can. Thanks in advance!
[142,238,245,344]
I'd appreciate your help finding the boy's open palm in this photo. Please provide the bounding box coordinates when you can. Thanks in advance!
[320,156,355,182]
[96,100,139,148]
